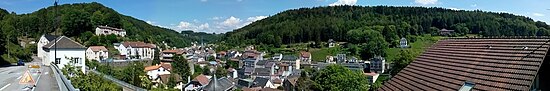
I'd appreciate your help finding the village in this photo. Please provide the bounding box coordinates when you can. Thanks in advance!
[34,24,408,91]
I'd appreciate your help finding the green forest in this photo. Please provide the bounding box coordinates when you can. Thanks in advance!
[225,6,550,46]
[0,2,220,65]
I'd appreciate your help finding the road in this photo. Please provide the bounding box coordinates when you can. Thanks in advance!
[0,56,58,91]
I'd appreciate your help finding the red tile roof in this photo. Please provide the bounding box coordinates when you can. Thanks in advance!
[193,74,210,85]
[162,49,185,55]
[379,38,550,91]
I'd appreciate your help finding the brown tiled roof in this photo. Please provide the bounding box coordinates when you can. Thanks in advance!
[159,74,183,83]
[379,38,550,91]
[123,42,156,48]
[144,65,161,71]
[162,49,185,55]
[88,46,108,52]
[300,51,311,58]
[43,36,86,49]
[193,74,210,85]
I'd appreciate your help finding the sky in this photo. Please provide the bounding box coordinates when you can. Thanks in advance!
[1,0,549,33]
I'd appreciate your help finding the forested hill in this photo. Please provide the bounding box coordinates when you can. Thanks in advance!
[0,2,220,64]
[225,6,550,46]
[0,2,218,48]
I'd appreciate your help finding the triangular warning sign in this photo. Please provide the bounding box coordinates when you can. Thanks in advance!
[19,70,35,84]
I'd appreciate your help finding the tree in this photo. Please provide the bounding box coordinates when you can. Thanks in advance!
[61,9,91,37]
[166,74,177,88]
[390,49,414,76]
[120,61,145,87]
[172,55,190,82]
[360,29,389,59]
[311,64,369,91]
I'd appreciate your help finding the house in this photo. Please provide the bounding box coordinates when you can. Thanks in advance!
[283,76,299,91]
[161,49,185,62]
[115,42,156,60]
[369,56,385,73]
[271,54,283,61]
[325,56,335,63]
[86,46,109,61]
[159,74,184,89]
[299,51,311,64]
[379,38,550,91]
[41,36,86,73]
[95,25,126,37]
[184,74,211,91]
[364,72,379,84]
[400,37,409,48]
[336,54,346,63]
[202,77,234,91]
[328,39,336,48]
[281,55,300,69]
[251,77,275,89]
[439,29,455,36]
[37,34,58,61]
[144,63,172,82]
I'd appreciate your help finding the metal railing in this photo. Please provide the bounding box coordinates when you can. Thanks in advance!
[88,69,147,91]
[50,63,77,91]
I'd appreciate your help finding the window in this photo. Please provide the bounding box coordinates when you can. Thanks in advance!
[459,82,475,91]
[55,58,61,64]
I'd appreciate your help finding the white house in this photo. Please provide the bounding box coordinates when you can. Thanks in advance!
[115,42,156,60]
[41,36,86,73]
[95,25,126,37]
[300,51,311,64]
[37,34,58,61]
[400,38,409,48]
[86,46,109,61]
[144,63,172,82]
[370,56,386,73]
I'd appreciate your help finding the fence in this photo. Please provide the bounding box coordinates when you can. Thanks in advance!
[50,63,77,91]
[88,69,147,91]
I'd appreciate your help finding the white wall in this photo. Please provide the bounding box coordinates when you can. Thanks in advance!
[146,67,171,80]
[86,49,109,61]
[48,49,86,73]
[37,36,50,60]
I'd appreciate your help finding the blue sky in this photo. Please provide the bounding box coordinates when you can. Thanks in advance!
[1,0,549,33]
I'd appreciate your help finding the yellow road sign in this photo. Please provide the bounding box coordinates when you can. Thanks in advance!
[19,70,35,84]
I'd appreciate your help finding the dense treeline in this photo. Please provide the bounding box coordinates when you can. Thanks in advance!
[0,2,219,64]
[225,6,550,46]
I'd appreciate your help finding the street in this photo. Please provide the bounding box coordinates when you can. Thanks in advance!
[0,56,58,91]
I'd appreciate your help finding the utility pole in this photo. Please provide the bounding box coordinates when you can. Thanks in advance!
[53,0,59,64]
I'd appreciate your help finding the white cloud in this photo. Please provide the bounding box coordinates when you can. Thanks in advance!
[470,4,477,7]
[415,0,437,5]
[246,16,268,22]
[210,16,223,20]
[448,7,461,10]
[533,13,545,17]
[170,15,268,33]
[221,16,243,28]
[200,0,207,2]
[329,0,357,6]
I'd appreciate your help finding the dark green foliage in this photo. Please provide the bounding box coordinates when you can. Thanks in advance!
[118,61,145,87]
[390,49,414,76]
[63,64,122,91]
[172,55,190,82]
[225,6,550,46]
[297,64,370,91]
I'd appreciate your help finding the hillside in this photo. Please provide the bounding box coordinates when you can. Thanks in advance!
[0,2,219,64]
[225,6,550,46]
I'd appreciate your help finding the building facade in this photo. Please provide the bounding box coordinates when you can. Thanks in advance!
[40,36,86,73]
[115,42,156,60]
[95,25,126,37]
[86,46,109,61]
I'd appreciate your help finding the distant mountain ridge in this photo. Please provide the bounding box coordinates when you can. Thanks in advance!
[225,6,550,45]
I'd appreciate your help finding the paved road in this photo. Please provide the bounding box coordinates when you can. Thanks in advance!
[0,56,58,91]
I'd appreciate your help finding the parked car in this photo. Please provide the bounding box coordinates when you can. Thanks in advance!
[17,59,25,66]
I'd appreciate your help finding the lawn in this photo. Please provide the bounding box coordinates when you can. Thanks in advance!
[385,35,443,63]
[310,45,343,62]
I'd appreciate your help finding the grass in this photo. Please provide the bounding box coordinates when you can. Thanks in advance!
[385,35,443,63]
[310,46,342,62]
